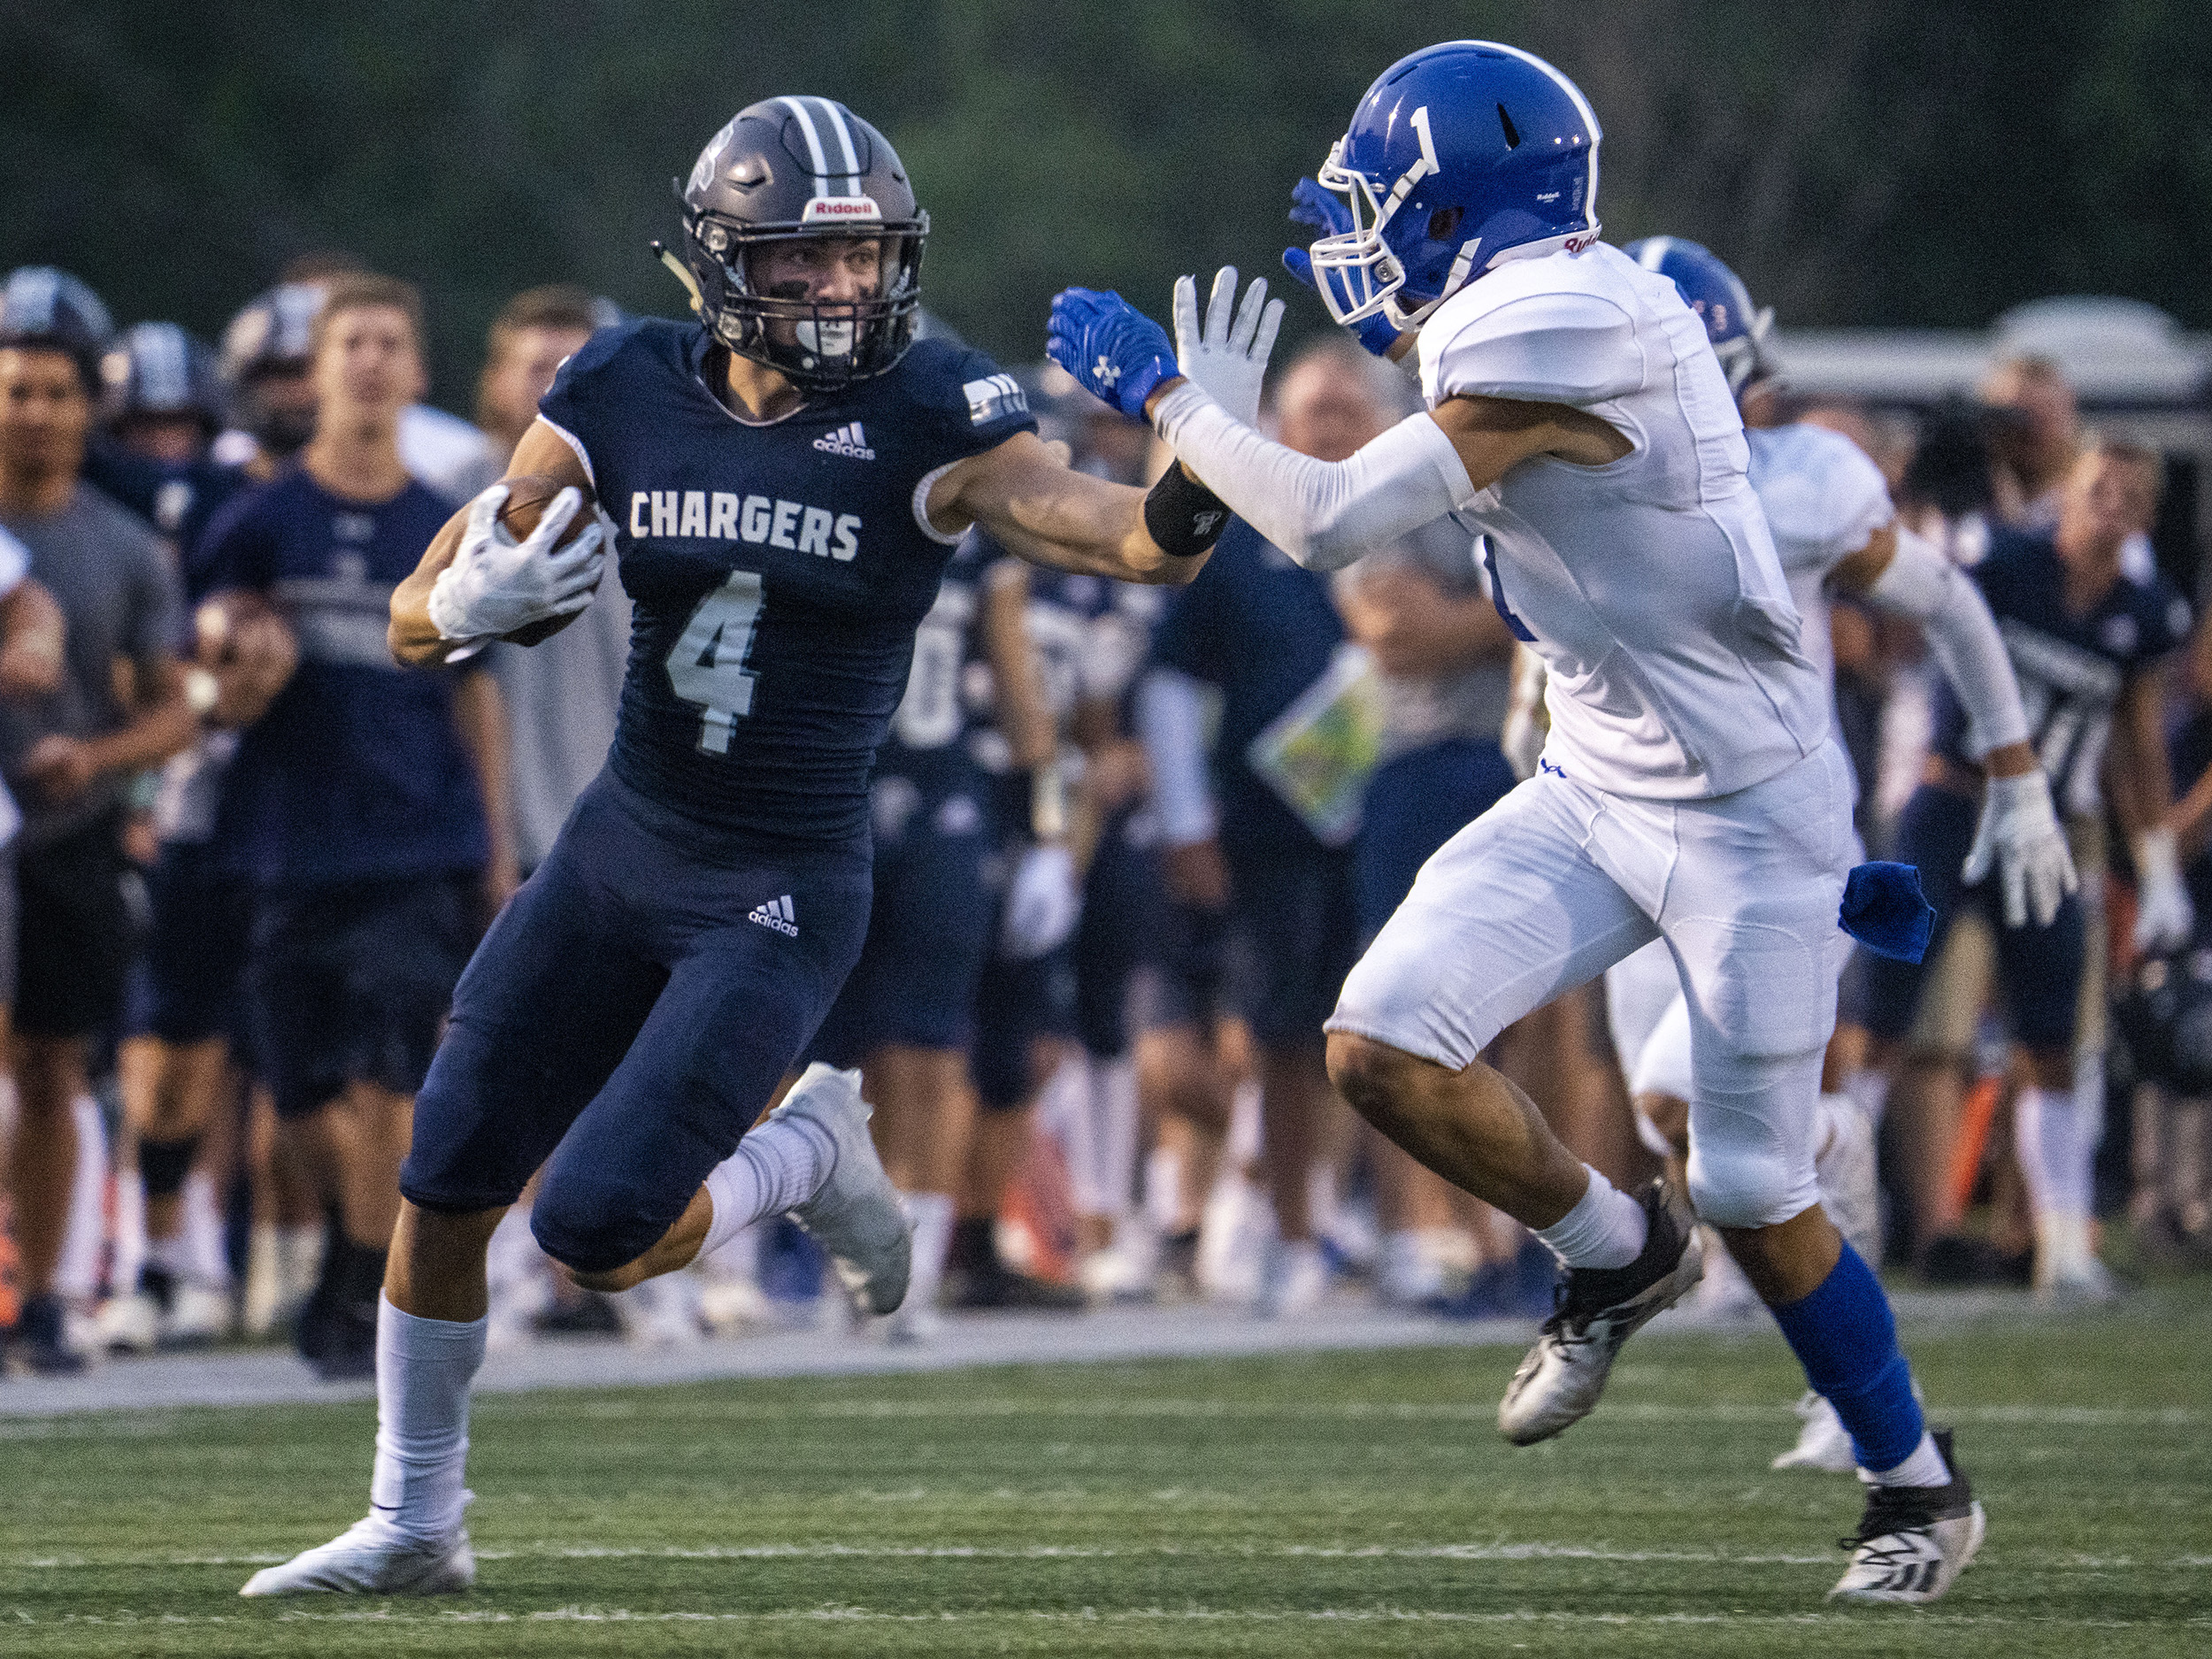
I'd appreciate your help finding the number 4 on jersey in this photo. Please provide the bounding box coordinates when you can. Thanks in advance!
[666,571,764,754]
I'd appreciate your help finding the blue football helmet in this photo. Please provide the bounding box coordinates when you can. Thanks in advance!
[1624,236,1774,396]
[1306,42,1601,331]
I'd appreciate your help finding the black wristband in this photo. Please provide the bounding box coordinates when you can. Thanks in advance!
[1143,464,1232,557]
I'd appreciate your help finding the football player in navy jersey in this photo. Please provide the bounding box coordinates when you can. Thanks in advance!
[245,96,1236,1596]
[1857,441,2191,1298]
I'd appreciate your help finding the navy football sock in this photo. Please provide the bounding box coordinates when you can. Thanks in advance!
[1768,1242,1925,1472]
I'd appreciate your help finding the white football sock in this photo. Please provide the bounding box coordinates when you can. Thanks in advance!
[1534,1166,1647,1271]
[1089,1056,1141,1225]
[180,1170,231,1287]
[369,1294,487,1545]
[277,1224,326,1308]
[1869,1429,1951,1489]
[147,1228,191,1278]
[2014,1084,2094,1222]
[901,1191,956,1313]
[700,1113,836,1259]
[54,1094,109,1302]
[112,1169,147,1297]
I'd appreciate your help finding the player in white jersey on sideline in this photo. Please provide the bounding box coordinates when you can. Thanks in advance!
[1048,40,2063,1604]
[1596,236,2074,1471]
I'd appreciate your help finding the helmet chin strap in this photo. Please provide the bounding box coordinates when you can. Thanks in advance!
[650,242,705,315]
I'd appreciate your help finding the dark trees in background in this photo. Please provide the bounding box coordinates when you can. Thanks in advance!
[5,1,2207,405]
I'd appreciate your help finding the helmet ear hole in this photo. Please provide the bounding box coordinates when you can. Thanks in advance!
[1427,206,1463,243]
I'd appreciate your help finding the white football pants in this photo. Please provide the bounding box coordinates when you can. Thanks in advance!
[1331,742,1855,1228]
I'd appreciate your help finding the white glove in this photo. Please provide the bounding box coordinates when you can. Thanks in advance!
[1960,769,2078,929]
[1171,267,1285,428]
[2132,826,2196,955]
[1000,842,1081,960]
[426,484,606,642]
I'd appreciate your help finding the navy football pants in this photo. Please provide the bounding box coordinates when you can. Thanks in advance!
[401,771,872,1273]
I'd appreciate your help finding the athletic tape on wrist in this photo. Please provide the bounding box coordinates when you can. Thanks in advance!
[1142,465,1232,558]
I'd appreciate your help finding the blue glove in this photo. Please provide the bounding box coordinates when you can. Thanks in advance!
[1839,861,1936,964]
[1047,288,1179,419]
[1283,177,1401,359]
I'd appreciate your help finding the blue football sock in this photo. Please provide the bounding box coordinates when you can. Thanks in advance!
[1767,1242,1925,1472]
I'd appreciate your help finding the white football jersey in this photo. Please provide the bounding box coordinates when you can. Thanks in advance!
[1746,422,1893,689]
[1417,242,1828,800]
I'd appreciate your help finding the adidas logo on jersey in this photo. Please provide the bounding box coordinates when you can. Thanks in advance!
[748,895,799,936]
[812,422,875,460]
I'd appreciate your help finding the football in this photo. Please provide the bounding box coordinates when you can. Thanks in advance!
[493,472,601,646]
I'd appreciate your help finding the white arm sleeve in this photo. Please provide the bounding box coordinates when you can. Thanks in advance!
[1150,381,1476,573]
[1866,526,2030,757]
[1135,666,1217,845]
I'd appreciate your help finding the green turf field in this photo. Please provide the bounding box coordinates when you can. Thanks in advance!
[3,1283,2208,1658]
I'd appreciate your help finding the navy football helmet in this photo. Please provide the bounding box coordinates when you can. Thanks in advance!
[0,266,115,388]
[104,321,226,434]
[677,96,927,389]
[219,283,324,385]
[1624,237,1774,397]
[1305,42,1601,331]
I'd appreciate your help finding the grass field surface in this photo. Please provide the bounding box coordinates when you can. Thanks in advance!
[3,1281,2207,1657]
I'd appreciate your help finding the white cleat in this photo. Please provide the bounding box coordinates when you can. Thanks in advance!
[1773,1391,1857,1473]
[159,1280,234,1348]
[770,1064,912,1317]
[1498,1180,1703,1446]
[94,1292,160,1355]
[240,1515,474,1597]
[1831,1430,1985,1603]
[1255,1237,1330,1319]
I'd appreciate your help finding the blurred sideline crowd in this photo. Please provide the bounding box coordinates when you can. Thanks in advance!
[0,253,2207,1387]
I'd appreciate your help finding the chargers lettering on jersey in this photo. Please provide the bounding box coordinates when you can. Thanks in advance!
[629,490,860,560]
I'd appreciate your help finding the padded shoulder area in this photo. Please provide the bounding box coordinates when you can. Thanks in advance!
[1419,258,1645,407]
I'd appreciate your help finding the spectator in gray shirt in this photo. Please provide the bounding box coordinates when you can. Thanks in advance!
[0,319,194,1373]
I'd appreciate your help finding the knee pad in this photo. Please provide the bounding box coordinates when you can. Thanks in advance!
[1684,1048,1824,1230]
[528,1170,663,1276]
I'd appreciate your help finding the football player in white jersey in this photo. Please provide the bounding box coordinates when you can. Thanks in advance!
[1598,237,2075,1471]
[1048,40,2054,1604]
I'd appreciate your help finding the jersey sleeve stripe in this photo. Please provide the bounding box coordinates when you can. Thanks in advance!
[536,416,596,489]
[912,460,965,547]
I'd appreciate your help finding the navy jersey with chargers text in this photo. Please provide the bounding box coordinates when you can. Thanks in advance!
[1932,528,2191,816]
[204,470,489,887]
[537,319,1036,848]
